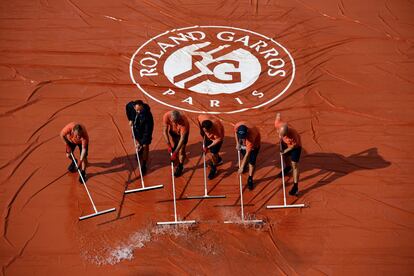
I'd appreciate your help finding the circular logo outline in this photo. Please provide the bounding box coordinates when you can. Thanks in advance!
[130,25,296,114]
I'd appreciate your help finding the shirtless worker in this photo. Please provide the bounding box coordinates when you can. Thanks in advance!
[275,113,302,196]
[60,122,89,183]
[234,122,261,190]
[125,100,154,175]
[198,114,224,180]
[163,110,190,177]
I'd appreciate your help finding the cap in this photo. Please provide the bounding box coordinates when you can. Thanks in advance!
[236,125,248,139]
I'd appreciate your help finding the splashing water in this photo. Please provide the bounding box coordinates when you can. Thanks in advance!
[151,222,194,237]
[82,223,194,265]
[83,229,152,266]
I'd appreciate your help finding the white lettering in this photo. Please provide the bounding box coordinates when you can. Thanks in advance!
[157,42,175,52]
[234,35,250,46]
[140,57,157,68]
[252,90,264,98]
[268,69,286,77]
[250,40,268,52]
[210,100,220,107]
[235,97,243,104]
[186,31,206,40]
[217,31,235,42]
[260,48,279,59]
[268,58,285,69]
[145,50,164,59]
[140,68,157,77]
[168,33,190,44]
[168,31,205,44]
[182,97,193,105]
[162,89,175,95]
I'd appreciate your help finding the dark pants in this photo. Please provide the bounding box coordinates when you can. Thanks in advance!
[68,142,88,158]
[241,147,260,165]
[169,130,189,150]
[169,130,189,164]
[133,128,152,145]
[204,139,223,154]
[281,143,301,162]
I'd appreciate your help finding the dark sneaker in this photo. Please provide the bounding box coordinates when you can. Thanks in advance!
[79,170,87,183]
[68,160,77,173]
[174,164,184,177]
[208,164,217,180]
[247,176,254,190]
[216,156,223,166]
[289,183,298,196]
[277,166,292,177]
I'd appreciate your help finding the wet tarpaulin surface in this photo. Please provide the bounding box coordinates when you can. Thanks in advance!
[1,0,414,275]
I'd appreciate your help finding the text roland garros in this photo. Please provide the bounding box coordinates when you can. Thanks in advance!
[130,26,295,114]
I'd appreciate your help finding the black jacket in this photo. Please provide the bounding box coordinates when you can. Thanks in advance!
[126,102,154,145]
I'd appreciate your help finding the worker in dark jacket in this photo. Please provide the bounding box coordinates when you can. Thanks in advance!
[125,100,154,174]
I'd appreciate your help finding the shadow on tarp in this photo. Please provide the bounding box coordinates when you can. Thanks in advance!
[254,147,391,195]
[88,137,391,196]
[86,135,390,214]
[299,147,391,195]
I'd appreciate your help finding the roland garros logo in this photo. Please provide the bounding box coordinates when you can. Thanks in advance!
[130,26,295,114]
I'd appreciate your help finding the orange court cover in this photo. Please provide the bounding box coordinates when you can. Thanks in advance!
[0,0,413,275]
